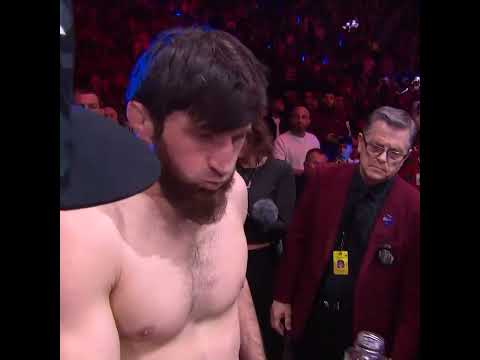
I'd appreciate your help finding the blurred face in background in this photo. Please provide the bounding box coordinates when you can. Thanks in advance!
[304,151,328,177]
[304,91,314,102]
[284,90,298,107]
[305,96,319,112]
[271,98,285,115]
[339,142,353,160]
[290,106,311,135]
[323,93,336,108]
[75,92,103,116]
[103,107,118,123]
[362,56,376,75]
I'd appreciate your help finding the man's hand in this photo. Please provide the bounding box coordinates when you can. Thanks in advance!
[270,300,292,336]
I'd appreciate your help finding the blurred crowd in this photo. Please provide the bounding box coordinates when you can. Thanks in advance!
[73,0,420,189]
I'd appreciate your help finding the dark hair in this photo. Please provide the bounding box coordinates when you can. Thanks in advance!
[74,88,102,107]
[364,106,417,146]
[125,27,269,138]
[244,118,273,159]
[74,87,98,96]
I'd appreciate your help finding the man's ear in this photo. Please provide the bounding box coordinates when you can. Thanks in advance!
[357,132,364,155]
[126,100,155,144]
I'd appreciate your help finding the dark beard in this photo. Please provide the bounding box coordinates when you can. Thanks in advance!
[156,139,234,225]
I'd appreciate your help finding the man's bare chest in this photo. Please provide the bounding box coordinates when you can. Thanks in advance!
[110,212,247,343]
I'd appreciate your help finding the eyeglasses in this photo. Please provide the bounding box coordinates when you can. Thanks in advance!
[361,134,410,163]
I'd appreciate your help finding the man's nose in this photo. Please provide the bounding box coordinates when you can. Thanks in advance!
[208,142,236,178]
[377,150,388,163]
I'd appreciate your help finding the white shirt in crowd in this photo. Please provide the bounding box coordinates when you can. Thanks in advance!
[273,131,321,171]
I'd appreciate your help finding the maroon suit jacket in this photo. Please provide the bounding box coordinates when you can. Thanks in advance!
[273,163,420,360]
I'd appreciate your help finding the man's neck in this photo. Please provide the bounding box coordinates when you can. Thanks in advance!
[359,166,390,188]
[144,182,203,232]
[290,130,306,137]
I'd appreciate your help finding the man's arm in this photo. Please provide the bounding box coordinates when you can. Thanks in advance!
[234,172,266,360]
[238,280,266,360]
[60,209,122,360]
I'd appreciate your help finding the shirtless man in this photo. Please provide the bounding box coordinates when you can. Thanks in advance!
[61,27,269,360]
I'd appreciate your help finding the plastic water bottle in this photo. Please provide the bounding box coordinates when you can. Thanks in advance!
[344,331,387,360]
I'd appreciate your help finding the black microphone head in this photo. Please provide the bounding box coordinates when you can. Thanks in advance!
[251,198,279,226]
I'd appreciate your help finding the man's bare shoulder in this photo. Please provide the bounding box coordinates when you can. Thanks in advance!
[60,204,126,284]
[61,205,123,243]
[229,171,248,222]
[97,184,158,228]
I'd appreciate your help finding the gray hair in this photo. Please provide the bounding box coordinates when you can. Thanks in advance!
[364,106,417,146]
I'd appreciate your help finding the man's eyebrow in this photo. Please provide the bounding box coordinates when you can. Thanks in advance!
[186,120,210,134]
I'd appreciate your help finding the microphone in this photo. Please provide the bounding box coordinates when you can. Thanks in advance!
[250,198,279,228]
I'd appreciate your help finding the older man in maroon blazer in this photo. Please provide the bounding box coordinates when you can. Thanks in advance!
[271,106,419,360]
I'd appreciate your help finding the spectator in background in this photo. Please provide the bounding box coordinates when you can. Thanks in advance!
[74,88,104,116]
[295,148,328,202]
[304,90,320,113]
[312,90,350,161]
[273,105,321,175]
[336,136,360,165]
[237,118,296,360]
[304,148,329,177]
[283,89,299,110]
[355,54,377,101]
[265,96,289,140]
[103,106,119,123]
